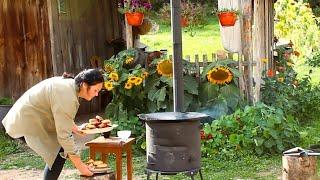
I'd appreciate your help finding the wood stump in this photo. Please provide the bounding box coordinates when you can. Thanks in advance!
[282,155,318,180]
[80,172,115,180]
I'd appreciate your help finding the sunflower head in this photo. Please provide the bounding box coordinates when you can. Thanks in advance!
[124,82,133,90]
[125,57,134,64]
[128,76,138,83]
[104,64,114,73]
[134,77,143,86]
[109,72,119,81]
[104,81,113,91]
[156,59,173,77]
[207,66,233,85]
[142,71,149,79]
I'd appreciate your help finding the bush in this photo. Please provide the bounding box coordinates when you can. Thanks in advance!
[201,103,300,159]
[306,50,320,67]
[275,0,320,56]
[157,1,209,36]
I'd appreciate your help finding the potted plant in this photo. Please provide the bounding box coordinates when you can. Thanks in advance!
[0,97,13,128]
[217,8,240,27]
[118,0,152,26]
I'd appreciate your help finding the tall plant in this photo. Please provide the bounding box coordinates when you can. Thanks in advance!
[275,0,320,56]
[197,60,243,120]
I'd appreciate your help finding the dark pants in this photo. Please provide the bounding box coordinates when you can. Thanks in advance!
[43,147,66,180]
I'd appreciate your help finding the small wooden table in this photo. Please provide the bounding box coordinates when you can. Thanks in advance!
[85,137,135,180]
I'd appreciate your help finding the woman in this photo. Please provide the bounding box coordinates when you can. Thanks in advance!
[2,69,104,179]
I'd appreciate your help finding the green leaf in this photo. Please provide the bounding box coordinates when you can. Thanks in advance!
[254,138,264,146]
[145,76,160,92]
[199,82,219,105]
[157,87,167,102]
[220,84,240,110]
[199,96,228,119]
[160,76,173,87]
[184,75,198,95]
[183,93,193,112]
[148,88,159,101]
[147,101,157,112]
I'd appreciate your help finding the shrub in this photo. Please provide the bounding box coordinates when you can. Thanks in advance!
[157,1,208,36]
[201,103,300,159]
[274,0,320,56]
[306,50,320,67]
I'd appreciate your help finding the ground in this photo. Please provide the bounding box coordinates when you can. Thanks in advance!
[0,113,127,180]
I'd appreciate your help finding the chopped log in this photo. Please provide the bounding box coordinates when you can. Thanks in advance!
[282,156,318,180]
[80,172,115,180]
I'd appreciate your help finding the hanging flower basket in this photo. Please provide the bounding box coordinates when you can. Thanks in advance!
[217,11,238,27]
[125,12,145,26]
[180,16,189,28]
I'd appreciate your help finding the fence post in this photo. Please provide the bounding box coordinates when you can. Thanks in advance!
[212,53,217,61]
[195,54,200,82]
[185,55,191,74]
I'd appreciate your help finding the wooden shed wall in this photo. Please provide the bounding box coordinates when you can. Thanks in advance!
[47,0,123,75]
[0,0,52,99]
[47,0,123,114]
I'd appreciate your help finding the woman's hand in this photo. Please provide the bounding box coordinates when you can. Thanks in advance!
[72,123,86,137]
[68,154,93,176]
[77,163,94,176]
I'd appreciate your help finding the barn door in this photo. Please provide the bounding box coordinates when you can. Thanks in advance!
[0,0,52,99]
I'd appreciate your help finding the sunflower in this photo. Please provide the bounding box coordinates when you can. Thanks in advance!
[156,59,173,77]
[207,66,233,85]
[109,72,119,81]
[134,77,143,86]
[261,58,268,63]
[104,64,114,73]
[142,71,149,79]
[128,76,137,84]
[104,81,113,91]
[125,57,134,64]
[124,82,133,90]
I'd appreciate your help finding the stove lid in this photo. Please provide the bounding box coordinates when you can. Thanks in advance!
[138,112,209,121]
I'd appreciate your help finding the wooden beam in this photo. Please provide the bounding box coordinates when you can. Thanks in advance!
[252,0,266,103]
[125,16,133,49]
[240,0,253,104]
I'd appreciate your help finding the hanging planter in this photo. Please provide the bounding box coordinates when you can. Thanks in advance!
[217,9,239,27]
[125,12,145,26]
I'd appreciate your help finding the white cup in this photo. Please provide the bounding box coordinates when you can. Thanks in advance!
[117,130,131,141]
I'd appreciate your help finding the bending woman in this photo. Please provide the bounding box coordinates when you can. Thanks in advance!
[2,69,105,179]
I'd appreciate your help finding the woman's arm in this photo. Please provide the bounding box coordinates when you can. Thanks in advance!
[68,154,93,176]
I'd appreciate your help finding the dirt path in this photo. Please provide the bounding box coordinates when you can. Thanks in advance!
[0,169,79,180]
[0,113,110,180]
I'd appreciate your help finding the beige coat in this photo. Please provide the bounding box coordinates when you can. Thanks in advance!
[2,77,80,168]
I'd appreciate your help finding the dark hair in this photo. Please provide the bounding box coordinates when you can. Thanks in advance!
[62,72,75,79]
[74,69,104,87]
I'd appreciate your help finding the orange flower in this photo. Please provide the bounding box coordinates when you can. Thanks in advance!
[266,69,274,78]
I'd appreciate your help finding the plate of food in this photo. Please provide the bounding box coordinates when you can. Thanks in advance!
[86,159,113,174]
[79,115,118,134]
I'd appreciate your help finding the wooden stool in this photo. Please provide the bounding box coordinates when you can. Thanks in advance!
[85,137,135,180]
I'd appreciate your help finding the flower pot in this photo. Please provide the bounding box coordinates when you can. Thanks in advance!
[217,12,237,27]
[125,12,144,26]
[180,17,189,27]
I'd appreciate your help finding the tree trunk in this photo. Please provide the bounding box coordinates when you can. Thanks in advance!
[282,156,318,180]
[80,172,115,180]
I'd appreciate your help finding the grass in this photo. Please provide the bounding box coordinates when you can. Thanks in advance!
[141,16,223,59]
[1,133,320,179]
